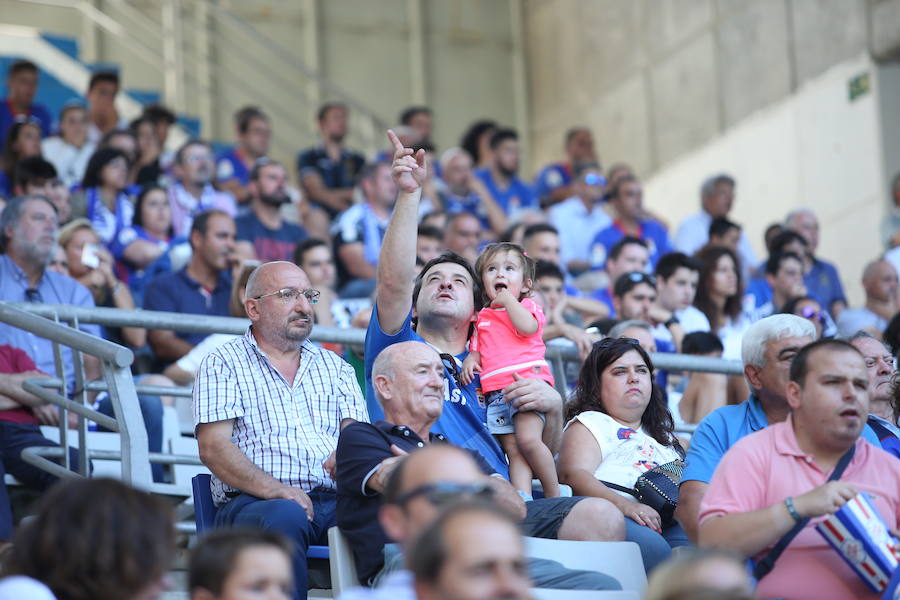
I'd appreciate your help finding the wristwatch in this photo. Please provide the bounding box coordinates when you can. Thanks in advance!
[664,315,680,328]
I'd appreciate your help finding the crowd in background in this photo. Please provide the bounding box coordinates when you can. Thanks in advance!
[1,56,900,600]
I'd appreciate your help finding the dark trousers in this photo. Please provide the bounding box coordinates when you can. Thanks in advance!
[214,488,336,600]
[0,421,79,540]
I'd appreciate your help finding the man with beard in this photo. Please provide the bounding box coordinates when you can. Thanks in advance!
[194,260,368,600]
[473,129,538,219]
[168,139,237,238]
[234,158,308,262]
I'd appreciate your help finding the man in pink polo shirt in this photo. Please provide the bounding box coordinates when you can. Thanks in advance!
[698,339,900,600]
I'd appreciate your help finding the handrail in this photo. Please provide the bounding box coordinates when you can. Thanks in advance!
[6,302,746,376]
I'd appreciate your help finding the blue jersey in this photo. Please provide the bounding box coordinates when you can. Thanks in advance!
[364,306,510,478]
[590,219,672,269]
[533,162,573,205]
[473,168,538,216]
[215,147,250,186]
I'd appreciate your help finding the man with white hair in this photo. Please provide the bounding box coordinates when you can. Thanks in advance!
[836,259,898,337]
[676,314,884,541]
[848,332,900,457]
[194,260,368,600]
[784,208,847,318]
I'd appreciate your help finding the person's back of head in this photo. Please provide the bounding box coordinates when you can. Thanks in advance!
[189,528,293,600]
[4,477,174,600]
[682,331,724,356]
[13,156,57,195]
[646,548,754,600]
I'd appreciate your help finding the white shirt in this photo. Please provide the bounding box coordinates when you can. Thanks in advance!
[717,315,750,361]
[673,211,757,275]
[548,196,612,267]
[338,570,415,600]
[566,411,681,495]
[0,576,57,599]
[193,329,368,505]
[41,136,95,188]
[676,306,711,333]
[174,332,238,376]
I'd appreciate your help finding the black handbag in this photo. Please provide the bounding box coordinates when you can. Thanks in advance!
[603,458,685,528]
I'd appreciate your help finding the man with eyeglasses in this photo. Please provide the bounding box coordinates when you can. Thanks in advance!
[194,260,367,600]
[336,341,620,592]
[168,139,237,238]
[339,444,618,599]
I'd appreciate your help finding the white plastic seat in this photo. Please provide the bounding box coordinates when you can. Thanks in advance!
[524,537,647,593]
[328,526,359,597]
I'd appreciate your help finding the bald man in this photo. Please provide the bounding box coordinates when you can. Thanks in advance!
[336,342,621,593]
[194,261,368,600]
[837,259,899,338]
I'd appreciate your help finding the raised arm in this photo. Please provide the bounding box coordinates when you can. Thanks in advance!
[374,129,428,334]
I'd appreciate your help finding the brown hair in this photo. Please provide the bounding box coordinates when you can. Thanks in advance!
[4,477,175,600]
[473,242,535,305]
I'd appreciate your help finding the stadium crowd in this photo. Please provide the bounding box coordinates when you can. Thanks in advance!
[1,58,900,600]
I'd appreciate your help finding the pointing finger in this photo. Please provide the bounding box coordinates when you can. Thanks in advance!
[387,129,404,154]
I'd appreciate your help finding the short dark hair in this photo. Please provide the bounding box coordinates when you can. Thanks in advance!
[8,59,37,78]
[81,147,127,189]
[399,106,431,125]
[293,237,329,266]
[535,259,564,281]
[418,224,443,242]
[459,120,497,164]
[709,216,740,239]
[613,271,657,299]
[609,236,648,261]
[790,339,862,385]
[235,106,268,133]
[175,138,213,165]
[522,223,558,244]
[655,252,700,280]
[189,209,231,249]
[249,157,283,181]
[489,128,517,150]
[98,128,135,151]
[770,230,808,254]
[412,251,482,321]
[14,156,57,191]
[408,501,520,584]
[358,159,392,184]
[88,70,119,91]
[141,103,176,125]
[564,127,590,145]
[765,251,803,277]
[317,101,347,122]
[682,331,724,355]
[189,528,292,596]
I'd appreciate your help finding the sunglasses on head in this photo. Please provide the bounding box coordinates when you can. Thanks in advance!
[394,482,495,507]
[624,271,656,286]
[595,336,641,349]
[439,353,462,387]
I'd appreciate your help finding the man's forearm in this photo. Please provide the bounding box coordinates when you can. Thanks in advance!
[148,331,194,362]
[675,480,707,543]
[487,475,527,520]
[698,502,796,556]
[202,439,285,499]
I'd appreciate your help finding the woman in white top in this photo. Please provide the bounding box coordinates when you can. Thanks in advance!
[41,104,95,188]
[559,337,688,553]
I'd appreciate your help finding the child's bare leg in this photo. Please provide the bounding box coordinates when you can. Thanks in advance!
[513,411,560,498]
[499,432,533,496]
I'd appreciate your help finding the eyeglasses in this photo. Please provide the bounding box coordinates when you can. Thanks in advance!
[25,288,43,303]
[252,288,320,304]
[595,336,641,349]
[439,352,462,387]
[584,173,607,186]
[184,154,214,164]
[799,306,825,324]
[624,271,656,286]
[394,482,495,507]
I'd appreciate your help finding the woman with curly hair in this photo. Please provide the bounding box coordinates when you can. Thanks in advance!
[559,337,689,570]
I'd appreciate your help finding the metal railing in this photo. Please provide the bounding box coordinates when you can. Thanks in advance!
[0,304,204,495]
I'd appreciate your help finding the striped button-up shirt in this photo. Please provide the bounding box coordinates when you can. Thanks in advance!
[194,328,368,506]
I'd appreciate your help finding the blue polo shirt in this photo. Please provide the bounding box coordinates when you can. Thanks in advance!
[473,168,538,216]
[589,286,615,318]
[142,267,232,346]
[805,257,846,310]
[215,147,250,186]
[682,394,883,484]
[364,306,509,478]
[0,255,100,390]
[589,219,672,269]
